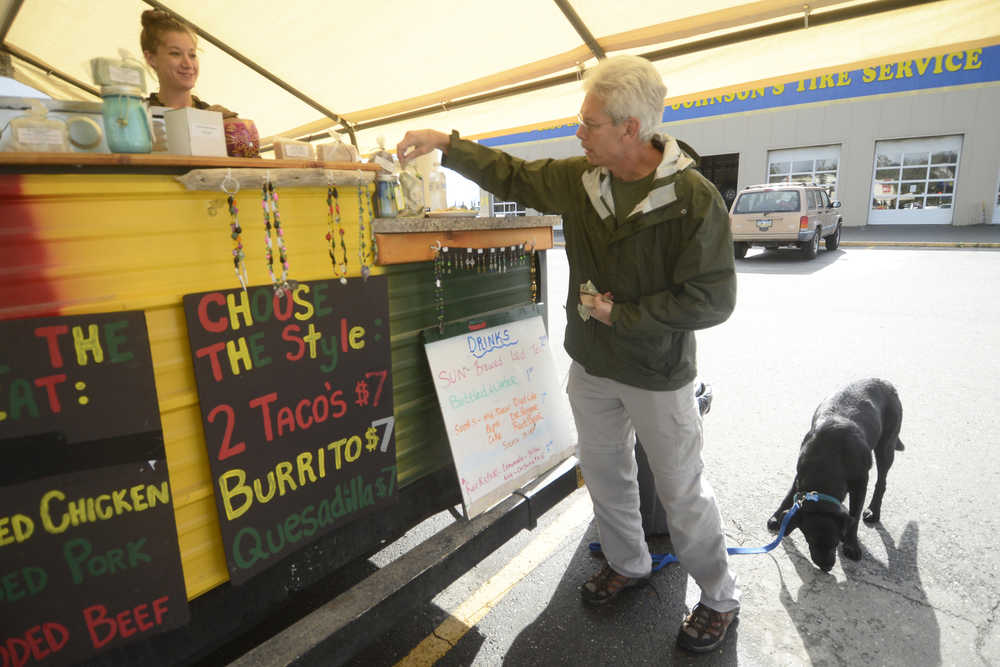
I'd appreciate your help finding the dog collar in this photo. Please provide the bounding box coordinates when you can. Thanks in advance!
[795,491,845,510]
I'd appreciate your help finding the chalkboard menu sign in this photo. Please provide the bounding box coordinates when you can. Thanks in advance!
[183,277,397,584]
[0,312,190,667]
[424,311,574,519]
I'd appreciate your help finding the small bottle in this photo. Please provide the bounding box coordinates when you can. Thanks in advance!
[369,135,398,218]
[374,175,399,218]
[427,161,448,211]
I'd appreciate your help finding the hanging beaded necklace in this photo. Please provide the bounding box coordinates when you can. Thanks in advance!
[269,182,290,290]
[327,185,348,284]
[528,241,538,303]
[432,243,446,332]
[356,181,374,280]
[369,186,379,266]
[227,193,248,292]
[262,180,290,294]
[261,182,276,287]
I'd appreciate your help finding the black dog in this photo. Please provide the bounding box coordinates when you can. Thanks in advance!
[767,378,905,571]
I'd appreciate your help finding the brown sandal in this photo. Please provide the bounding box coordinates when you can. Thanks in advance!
[677,603,739,653]
[580,563,647,606]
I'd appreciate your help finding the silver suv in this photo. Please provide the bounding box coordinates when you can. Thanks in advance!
[729,183,843,260]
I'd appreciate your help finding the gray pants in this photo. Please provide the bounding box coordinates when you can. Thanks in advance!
[568,362,740,612]
[638,381,712,535]
[637,441,669,535]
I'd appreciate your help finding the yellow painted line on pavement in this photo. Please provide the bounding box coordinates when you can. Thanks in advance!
[395,490,594,667]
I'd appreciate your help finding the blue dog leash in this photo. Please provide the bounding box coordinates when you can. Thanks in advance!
[587,491,842,572]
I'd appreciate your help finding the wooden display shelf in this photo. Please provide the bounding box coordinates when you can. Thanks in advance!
[373,215,559,265]
[0,152,380,172]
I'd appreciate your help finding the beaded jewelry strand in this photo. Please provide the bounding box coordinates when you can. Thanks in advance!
[268,181,291,292]
[432,243,446,332]
[357,181,373,281]
[528,241,538,302]
[369,186,379,266]
[228,194,248,292]
[262,182,278,289]
[327,185,348,284]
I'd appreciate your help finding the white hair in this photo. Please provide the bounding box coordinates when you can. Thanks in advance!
[582,56,666,142]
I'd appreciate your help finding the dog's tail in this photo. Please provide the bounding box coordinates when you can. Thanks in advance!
[895,438,905,451]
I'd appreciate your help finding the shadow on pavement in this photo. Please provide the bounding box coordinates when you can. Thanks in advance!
[780,521,939,665]
[348,599,487,667]
[502,520,738,666]
[735,248,845,275]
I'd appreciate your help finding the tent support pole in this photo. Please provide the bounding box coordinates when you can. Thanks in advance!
[553,0,606,60]
[0,0,24,43]
[0,42,101,98]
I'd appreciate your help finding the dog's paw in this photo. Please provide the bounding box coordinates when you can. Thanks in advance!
[842,541,862,561]
[862,508,880,524]
[766,514,781,532]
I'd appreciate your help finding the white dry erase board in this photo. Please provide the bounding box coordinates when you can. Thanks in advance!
[424,311,574,518]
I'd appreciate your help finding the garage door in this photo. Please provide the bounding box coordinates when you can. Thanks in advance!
[869,135,963,225]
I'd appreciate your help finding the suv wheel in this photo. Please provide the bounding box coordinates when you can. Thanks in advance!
[800,231,819,259]
[825,223,842,251]
[734,242,748,259]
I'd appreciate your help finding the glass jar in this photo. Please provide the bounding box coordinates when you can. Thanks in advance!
[374,175,399,218]
[100,85,152,153]
[399,164,425,217]
[223,117,260,158]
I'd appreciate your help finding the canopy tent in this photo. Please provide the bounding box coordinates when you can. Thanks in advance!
[2,0,999,154]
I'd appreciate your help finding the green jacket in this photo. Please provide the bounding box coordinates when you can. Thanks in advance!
[443,131,736,391]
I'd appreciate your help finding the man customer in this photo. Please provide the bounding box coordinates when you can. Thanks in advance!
[396,55,740,654]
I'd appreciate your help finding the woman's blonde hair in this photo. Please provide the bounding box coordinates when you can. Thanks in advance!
[140,9,196,54]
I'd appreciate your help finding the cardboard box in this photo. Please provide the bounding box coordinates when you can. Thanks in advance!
[164,107,227,157]
[273,137,315,160]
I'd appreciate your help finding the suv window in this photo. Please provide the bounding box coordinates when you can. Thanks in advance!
[807,190,819,209]
[819,190,830,207]
[733,190,800,214]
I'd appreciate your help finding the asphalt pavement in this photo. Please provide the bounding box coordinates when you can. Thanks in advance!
[344,233,1000,667]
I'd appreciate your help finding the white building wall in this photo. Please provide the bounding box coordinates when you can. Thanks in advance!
[495,82,1000,226]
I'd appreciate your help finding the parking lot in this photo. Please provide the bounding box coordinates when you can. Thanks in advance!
[348,243,1000,666]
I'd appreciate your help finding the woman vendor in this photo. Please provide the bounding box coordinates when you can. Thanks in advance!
[140,9,236,118]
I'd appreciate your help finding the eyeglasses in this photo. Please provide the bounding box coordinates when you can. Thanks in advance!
[576,113,613,131]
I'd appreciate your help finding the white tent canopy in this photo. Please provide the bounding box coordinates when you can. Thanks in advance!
[2,0,999,153]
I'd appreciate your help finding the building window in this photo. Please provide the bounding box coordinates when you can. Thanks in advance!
[443,168,483,211]
[767,145,841,200]
[994,169,1000,224]
[870,135,962,225]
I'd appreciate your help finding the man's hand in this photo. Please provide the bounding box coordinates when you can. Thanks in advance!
[580,292,613,326]
[396,130,450,165]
